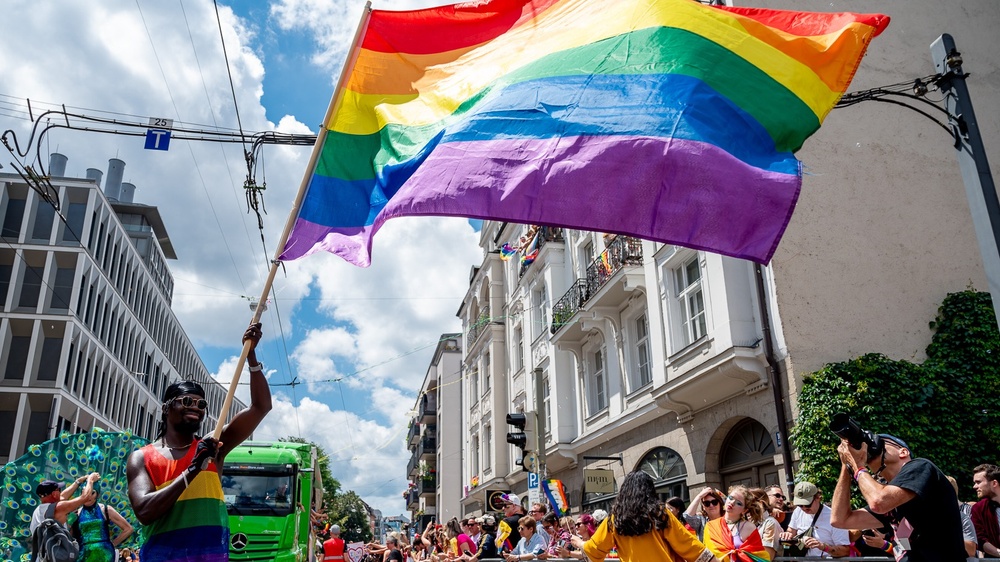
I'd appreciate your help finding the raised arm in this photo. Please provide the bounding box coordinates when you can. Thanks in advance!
[55,472,97,519]
[219,323,272,459]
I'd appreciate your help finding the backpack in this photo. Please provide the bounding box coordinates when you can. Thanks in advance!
[31,503,80,562]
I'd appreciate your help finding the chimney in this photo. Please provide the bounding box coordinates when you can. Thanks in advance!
[48,153,68,177]
[120,182,136,203]
[105,158,124,201]
[85,168,103,187]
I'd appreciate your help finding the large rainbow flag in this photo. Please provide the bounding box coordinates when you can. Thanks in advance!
[279,0,889,267]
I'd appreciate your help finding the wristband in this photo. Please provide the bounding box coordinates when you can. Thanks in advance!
[882,540,891,552]
[249,363,263,373]
[853,467,869,481]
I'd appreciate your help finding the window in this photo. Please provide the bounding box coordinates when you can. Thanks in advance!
[471,433,480,477]
[0,263,12,308]
[483,424,492,471]
[533,283,549,340]
[674,257,707,346]
[588,347,607,415]
[31,202,55,241]
[2,197,26,239]
[513,325,524,371]
[62,202,87,243]
[19,266,44,309]
[483,352,491,393]
[634,314,652,388]
[542,371,552,440]
[37,337,63,381]
[469,367,479,404]
[51,267,75,310]
[4,336,30,380]
[581,239,595,274]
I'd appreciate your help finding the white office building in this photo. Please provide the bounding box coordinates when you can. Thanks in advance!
[0,154,241,463]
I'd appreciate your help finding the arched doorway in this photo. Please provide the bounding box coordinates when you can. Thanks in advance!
[720,419,779,489]
[637,447,689,502]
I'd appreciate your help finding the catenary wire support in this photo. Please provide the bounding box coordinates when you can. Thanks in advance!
[929,33,1000,332]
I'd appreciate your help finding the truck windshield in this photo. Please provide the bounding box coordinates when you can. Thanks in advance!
[222,469,295,516]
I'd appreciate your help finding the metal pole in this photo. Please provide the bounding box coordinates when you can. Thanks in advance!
[754,264,796,496]
[211,2,374,439]
[533,367,546,479]
[930,34,1000,329]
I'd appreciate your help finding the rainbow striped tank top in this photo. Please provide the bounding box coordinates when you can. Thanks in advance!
[139,439,229,562]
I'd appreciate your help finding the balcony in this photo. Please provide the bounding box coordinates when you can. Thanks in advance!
[419,394,437,423]
[417,436,436,459]
[419,476,436,495]
[551,279,588,334]
[551,236,643,334]
[467,306,490,346]
[406,488,419,510]
[518,226,564,278]
[407,454,419,478]
[407,419,420,447]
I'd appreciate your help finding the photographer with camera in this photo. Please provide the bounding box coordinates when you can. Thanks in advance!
[828,413,965,561]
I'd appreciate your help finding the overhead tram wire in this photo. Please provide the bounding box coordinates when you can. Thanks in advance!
[206,0,301,431]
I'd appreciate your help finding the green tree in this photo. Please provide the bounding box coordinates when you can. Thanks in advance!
[791,290,1000,503]
[328,490,374,543]
[279,436,341,508]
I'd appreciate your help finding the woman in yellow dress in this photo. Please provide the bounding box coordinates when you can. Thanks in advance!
[574,471,718,562]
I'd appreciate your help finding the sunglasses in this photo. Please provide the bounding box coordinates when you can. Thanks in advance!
[726,495,744,507]
[702,499,720,507]
[172,396,208,410]
[768,492,786,500]
[575,522,586,526]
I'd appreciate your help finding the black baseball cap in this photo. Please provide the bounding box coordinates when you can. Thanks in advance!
[36,480,64,496]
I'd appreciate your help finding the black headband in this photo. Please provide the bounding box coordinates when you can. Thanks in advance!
[163,380,205,403]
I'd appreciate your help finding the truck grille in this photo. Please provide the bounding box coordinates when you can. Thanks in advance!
[229,532,283,561]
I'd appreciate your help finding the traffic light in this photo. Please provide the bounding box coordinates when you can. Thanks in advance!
[506,411,535,472]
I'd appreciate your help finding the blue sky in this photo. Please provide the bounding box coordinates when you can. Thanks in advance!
[0,0,480,515]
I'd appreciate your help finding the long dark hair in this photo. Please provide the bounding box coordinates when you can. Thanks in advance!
[610,471,670,537]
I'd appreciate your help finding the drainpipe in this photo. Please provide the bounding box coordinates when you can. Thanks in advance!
[754,263,796,495]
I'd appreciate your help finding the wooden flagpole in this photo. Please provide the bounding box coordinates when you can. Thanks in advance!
[212,1,374,440]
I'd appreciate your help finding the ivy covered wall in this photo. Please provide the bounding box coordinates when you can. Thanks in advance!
[791,290,1000,502]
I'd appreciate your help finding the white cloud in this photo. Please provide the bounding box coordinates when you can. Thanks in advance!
[1,0,482,516]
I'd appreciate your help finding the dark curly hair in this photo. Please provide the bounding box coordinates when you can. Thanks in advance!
[610,471,670,537]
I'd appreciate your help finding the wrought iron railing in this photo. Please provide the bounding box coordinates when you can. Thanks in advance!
[467,306,491,344]
[550,237,642,333]
[551,279,589,334]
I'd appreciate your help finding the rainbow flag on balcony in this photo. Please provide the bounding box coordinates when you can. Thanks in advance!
[279,0,889,267]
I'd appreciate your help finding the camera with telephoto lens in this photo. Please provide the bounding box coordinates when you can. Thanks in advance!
[829,413,885,462]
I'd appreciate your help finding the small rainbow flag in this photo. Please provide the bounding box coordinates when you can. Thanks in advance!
[279,0,889,267]
[542,479,570,516]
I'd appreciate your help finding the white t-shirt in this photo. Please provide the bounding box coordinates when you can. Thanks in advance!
[788,504,849,558]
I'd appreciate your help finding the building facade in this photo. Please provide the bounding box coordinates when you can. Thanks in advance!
[0,154,241,463]
[405,334,463,528]
[451,0,997,517]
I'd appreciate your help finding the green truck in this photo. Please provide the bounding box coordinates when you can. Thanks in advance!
[222,441,322,562]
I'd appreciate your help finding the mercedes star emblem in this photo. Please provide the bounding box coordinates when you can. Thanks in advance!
[231,533,248,550]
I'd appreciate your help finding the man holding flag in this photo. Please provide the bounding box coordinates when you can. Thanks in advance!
[127,323,272,562]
